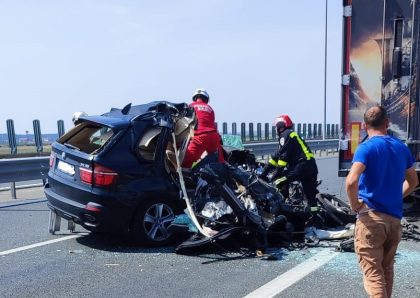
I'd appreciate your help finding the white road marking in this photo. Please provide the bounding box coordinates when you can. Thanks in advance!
[243,249,340,298]
[0,234,87,256]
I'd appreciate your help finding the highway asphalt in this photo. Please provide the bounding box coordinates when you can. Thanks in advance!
[0,157,419,298]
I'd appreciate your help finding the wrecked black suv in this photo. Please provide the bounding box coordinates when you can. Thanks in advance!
[45,101,195,246]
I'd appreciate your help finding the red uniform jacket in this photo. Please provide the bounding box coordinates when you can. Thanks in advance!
[182,99,224,167]
[189,100,217,135]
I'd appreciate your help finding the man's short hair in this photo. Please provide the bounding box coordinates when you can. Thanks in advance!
[364,105,388,128]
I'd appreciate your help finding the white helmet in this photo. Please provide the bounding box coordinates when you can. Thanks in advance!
[72,111,88,125]
[192,88,210,102]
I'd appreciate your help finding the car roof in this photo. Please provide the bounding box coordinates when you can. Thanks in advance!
[78,101,188,129]
[78,115,131,129]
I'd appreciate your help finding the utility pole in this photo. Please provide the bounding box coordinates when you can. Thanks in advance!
[323,0,328,140]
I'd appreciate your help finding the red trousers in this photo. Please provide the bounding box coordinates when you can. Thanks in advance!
[182,131,224,168]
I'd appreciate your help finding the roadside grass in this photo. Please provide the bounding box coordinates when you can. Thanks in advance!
[0,145,52,159]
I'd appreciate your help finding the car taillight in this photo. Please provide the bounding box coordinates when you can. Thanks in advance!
[79,168,93,185]
[93,164,118,186]
[49,152,56,168]
[79,163,117,187]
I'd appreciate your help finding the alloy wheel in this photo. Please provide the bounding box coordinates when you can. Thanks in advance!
[142,203,175,241]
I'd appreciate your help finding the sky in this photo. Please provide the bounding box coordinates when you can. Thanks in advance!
[0,0,343,134]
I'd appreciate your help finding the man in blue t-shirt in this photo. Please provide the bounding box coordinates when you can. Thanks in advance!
[346,105,418,298]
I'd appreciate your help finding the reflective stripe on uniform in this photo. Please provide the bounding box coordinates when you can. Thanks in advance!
[290,132,314,160]
[278,160,287,167]
[273,176,287,186]
[269,158,278,167]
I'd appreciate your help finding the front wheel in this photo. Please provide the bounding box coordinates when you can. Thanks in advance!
[131,197,178,246]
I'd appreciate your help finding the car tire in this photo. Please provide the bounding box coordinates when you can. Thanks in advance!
[132,197,178,246]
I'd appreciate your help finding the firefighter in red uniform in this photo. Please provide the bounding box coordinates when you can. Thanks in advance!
[259,115,319,208]
[182,88,225,168]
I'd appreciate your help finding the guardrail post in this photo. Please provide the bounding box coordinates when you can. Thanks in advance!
[232,123,237,135]
[335,124,339,138]
[33,120,43,153]
[271,126,276,139]
[257,123,262,141]
[264,123,269,140]
[6,119,17,154]
[222,122,228,135]
[302,124,307,139]
[249,123,254,141]
[326,124,331,139]
[297,123,302,137]
[57,120,65,138]
[318,123,322,140]
[313,124,318,139]
[330,124,335,139]
[307,124,312,139]
[215,122,218,132]
[11,182,17,200]
[241,123,246,142]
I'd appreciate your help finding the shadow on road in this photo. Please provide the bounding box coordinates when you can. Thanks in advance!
[73,231,293,263]
[74,232,175,254]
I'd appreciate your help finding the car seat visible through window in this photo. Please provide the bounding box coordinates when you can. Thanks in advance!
[138,128,162,161]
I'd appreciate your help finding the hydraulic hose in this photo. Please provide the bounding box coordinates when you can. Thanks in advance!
[171,133,211,237]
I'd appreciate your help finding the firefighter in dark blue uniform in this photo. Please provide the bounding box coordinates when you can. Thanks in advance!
[259,115,319,208]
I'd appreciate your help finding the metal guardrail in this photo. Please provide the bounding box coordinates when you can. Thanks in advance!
[243,139,339,158]
[0,140,338,199]
[0,139,338,184]
[0,117,340,200]
[1,119,340,155]
[0,157,49,184]
[0,156,49,200]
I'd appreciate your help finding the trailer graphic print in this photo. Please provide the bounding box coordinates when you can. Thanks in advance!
[340,0,420,174]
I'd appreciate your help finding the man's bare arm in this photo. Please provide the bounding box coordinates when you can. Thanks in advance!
[346,162,366,211]
[403,167,419,198]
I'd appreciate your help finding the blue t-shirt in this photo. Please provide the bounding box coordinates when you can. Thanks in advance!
[352,135,415,219]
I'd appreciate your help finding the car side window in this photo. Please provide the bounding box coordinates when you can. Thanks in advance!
[137,127,162,161]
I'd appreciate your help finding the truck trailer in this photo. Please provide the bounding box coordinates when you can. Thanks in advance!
[339,0,420,197]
